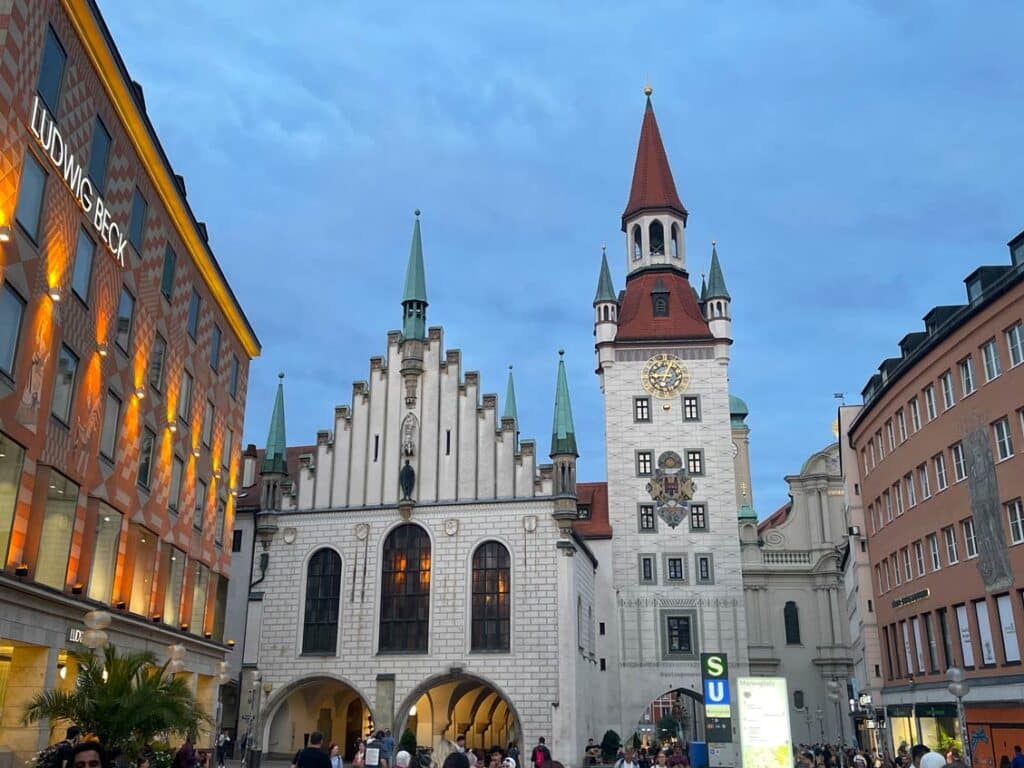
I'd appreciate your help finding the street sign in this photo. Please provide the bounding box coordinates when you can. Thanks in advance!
[700,652,732,743]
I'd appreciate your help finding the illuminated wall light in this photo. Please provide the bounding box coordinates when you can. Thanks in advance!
[134,387,146,399]
[48,287,62,302]
[114,601,126,610]
[0,225,11,242]
[226,639,236,648]
[71,583,84,595]
[168,421,177,433]
[97,343,109,357]
[152,614,162,623]
[204,631,213,639]
[15,563,29,578]
[58,663,67,680]
[192,447,201,458]
[180,623,189,631]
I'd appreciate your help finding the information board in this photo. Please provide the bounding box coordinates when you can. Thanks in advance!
[737,677,793,768]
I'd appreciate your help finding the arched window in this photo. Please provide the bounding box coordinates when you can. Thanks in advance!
[784,601,801,645]
[471,541,511,652]
[670,223,680,258]
[793,690,805,710]
[302,549,342,654]
[380,524,431,653]
[649,220,665,255]
[632,224,643,261]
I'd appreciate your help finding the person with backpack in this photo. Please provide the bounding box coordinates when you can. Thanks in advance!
[530,739,550,768]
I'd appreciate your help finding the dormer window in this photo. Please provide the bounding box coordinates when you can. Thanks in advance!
[1013,240,1024,267]
[967,277,983,303]
[651,278,669,317]
[632,224,643,261]
[649,220,665,256]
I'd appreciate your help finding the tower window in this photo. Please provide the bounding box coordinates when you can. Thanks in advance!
[649,220,665,256]
[689,504,707,531]
[633,397,651,422]
[683,396,700,421]
[686,450,704,475]
[373,434,380,462]
[639,555,656,584]
[445,429,451,456]
[784,601,801,645]
[636,451,653,476]
[670,223,680,259]
[632,224,642,261]
[638,504,657,532]
[653,296,668,317]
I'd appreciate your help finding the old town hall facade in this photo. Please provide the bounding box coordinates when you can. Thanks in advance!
[225,93,750,767]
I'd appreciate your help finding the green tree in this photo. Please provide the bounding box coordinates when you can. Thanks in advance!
[23,645,209,760]
[656,715,681,741]
[399,729,417,755]
[600,730,621,760]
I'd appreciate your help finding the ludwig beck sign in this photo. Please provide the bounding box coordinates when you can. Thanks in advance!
[29,95,128,266]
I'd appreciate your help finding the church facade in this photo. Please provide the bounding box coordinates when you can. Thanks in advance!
[227,93,751,768]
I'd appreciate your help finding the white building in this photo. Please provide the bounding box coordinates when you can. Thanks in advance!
[228,92,752,768]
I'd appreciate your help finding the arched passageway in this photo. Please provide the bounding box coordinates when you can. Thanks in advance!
[395,674,522,760]
[262,677,373,760]
[634,688,706,748]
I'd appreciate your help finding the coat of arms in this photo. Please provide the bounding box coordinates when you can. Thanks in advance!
[646,451,696,528]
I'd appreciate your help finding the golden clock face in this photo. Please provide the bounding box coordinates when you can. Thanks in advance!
[641,353,690,398]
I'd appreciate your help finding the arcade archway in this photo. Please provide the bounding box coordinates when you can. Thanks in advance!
[263,677,373,760]
[395,673,522,757]
[634,688,706,748]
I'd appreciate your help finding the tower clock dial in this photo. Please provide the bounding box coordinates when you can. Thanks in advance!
[641,353,690,398]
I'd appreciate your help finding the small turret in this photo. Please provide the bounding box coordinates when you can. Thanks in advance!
[550,350,579,533]
[704,241,732,352]
[260,373,288,512]
[593,246,618,375]
[503,365,519,450]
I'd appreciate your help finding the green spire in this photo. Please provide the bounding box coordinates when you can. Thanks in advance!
[550,350,578,457]
[262,373,287,475]
[503,365,518,421]
[705,241,730,300]
[594,245,616,304]
[402,210,428,339]
[699,273,708,302]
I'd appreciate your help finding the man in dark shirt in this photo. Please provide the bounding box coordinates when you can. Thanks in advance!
[292,732,332,768]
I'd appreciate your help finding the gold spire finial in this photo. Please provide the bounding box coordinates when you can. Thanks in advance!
[644,82,653,97]
[601,242,607,256]
[712,239,717,247]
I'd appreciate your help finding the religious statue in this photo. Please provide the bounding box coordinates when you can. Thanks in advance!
[401,413,418,457]
[399,459,416,500]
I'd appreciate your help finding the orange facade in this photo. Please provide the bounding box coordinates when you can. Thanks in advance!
[0,0,258,637]
[849,240,1024,746]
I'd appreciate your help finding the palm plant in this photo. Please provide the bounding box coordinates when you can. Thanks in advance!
[23,645,209,760]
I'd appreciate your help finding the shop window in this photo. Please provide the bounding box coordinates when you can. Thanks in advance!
[137,427,155,489]
[212,574,228,642]
[194,480,207,531]
[0,435,26,570]
[160,545,185,626]
[98,391,121,462]
[178,370,193,422]
[35,471,78,589]
[87,504,122,604]
[0,283,27,378]
[169,456,184,513]
[128,526,157,615]
[214,498,226,546]
[189,561,209,634]
[995,594,1021,663]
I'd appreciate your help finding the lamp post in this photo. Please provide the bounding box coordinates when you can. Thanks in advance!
[816,706,825,744]
[946,668,971,768]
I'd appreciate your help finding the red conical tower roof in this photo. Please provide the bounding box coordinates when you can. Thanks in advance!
[621,92,688,231]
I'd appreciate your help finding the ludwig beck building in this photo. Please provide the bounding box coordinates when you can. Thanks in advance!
[227,91,752,768]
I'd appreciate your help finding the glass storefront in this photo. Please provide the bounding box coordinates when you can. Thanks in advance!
[161,544,185,626]
[87,504,122,603]
[35,471,79,589]
[189,561,209,634]
[0,434,25,567]
[128,525,157,615]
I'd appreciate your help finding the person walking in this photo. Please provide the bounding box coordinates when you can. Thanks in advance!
[353,741,366,768]
[216,731,231,768]
[293,732,331,768]
[329,743,343,768]
[173,737,197,768]
[530,739,550,768]
[381,731,395,768]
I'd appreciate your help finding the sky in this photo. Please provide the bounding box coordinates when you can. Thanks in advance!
[101,0,1024,516]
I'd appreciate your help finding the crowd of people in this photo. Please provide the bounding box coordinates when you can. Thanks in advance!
[792,741,976,768]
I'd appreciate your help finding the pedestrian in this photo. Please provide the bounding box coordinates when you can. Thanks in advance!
[1012,746,1024,768]
[395,752,411,768]
[329,744,343,768]
[72,743,106,768]
[174,737,197,768]
[615,747,638,768]
[444,755,470,768]
[910,745,930,768]
[456,737,467,755]
[55,726,84,768]
[381,731,395,768]
[353,741,366,768]
[365,733,383,768]
[530,739,550,768]
[507,744,520,768]
[293,732,331,768]
[217,731,231,768]
[919,754,945,768]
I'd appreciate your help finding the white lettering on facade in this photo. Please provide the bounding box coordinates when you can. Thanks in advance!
[29,95,127,267]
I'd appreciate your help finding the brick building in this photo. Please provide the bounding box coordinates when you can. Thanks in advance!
[847,233,1024,762]
[0,1,259,762]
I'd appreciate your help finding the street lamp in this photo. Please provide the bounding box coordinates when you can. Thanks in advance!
[946,668,971,768]
[827,679,846,765]
[816,706,825,744]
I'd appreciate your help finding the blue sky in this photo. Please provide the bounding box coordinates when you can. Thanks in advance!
[103,1,1024,516]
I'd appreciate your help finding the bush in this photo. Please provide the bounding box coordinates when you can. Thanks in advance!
[400,729,417,754]
[601,730,621,760]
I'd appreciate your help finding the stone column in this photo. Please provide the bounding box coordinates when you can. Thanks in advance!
[375,674,396,733]
[553,542,578,765]
[0,644,58,763]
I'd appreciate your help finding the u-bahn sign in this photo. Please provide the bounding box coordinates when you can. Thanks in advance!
[701,652,733,743]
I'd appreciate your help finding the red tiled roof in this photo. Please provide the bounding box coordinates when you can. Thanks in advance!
[615,270,712,342]
[758,501,792,533]
[237,444,316,508]
[574,482,612,538]
[622,98,687,229]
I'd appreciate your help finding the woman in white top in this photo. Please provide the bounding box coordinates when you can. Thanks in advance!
[330,744,343,768]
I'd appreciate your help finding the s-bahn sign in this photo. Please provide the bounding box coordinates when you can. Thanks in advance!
[701,652,733,743]
[29,95,128,266]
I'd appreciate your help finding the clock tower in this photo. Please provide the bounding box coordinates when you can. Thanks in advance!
[592,88,749,762]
